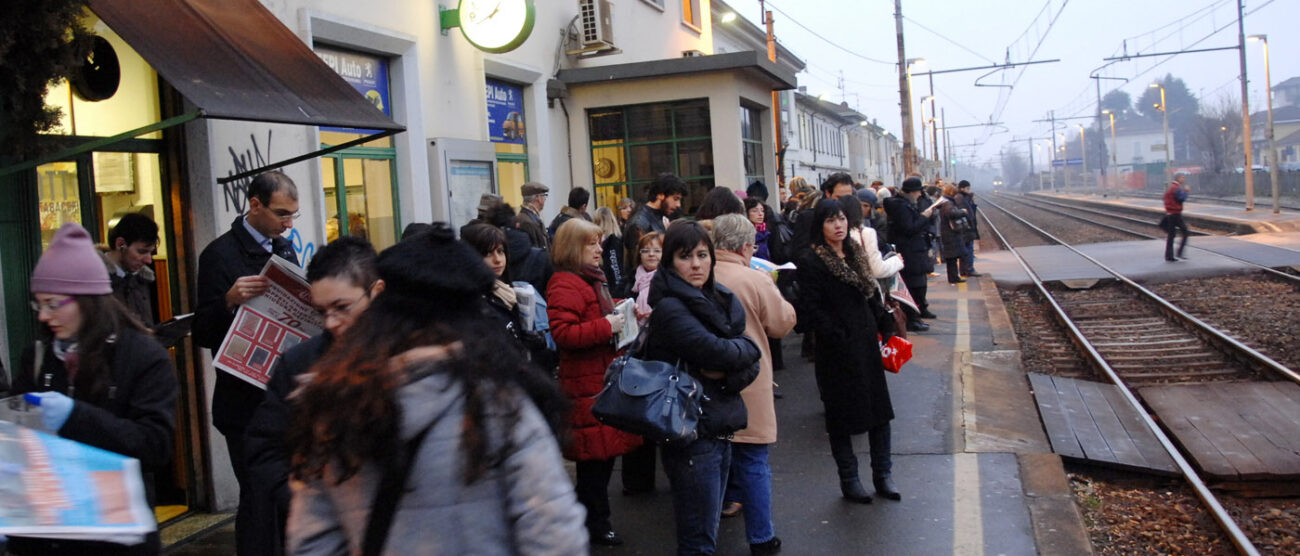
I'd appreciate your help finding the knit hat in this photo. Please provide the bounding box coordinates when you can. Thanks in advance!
[746,180,769,202]
[855,188,878,206]
[31,223,112,295]
[378,223,495,298]
[900,177,924,192]
[877,188,893,200]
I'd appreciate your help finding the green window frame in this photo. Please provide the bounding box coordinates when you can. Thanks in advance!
[321,143,400,247]
[587,99,714,213]
[741,105,764,186]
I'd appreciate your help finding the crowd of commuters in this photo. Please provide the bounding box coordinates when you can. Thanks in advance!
[8,166,985,555]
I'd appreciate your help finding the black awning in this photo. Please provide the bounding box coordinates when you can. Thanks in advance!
[88,0,403,131]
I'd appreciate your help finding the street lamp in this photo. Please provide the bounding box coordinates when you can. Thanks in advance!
[1248,34,1281,214]
[1102,109,1118,188]
[1150,82,1171,180]
[1077,124,1087,188]
[919,95,934,169]
[719,11,737,24]
[902,57,926,174]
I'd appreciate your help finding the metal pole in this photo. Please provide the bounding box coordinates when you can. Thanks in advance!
[1160,86,1171,181]
[1079,126,1088,188]
[765,9,784,188]
[1109,113,1118,188]
[1260,38,1280,214]
[895,0,917,176]
[1049,111,1058,190]
[929,73,939,169]
[1237,0,1255,210]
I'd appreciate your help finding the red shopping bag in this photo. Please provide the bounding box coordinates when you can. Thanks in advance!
[878,335,913,373]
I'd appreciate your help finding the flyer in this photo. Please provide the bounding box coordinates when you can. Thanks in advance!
[613,298,639,350]
[0,421,155,544]
[213,255,323,389]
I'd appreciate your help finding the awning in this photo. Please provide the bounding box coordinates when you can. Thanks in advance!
[89,0,402,131]
[0,0,403,180]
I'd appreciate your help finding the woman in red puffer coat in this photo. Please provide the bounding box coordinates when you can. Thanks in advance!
[548,218,643,547]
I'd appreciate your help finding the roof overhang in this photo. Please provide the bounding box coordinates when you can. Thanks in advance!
[556,51,798,91]
[2,0,403,181]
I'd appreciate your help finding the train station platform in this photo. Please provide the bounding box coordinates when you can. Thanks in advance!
[166,277,1095,555]
[982,237,1300,288]
[1028,191,1300,234]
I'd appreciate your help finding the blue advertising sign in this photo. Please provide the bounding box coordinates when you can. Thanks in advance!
[315,46,390,132]
[1052,159,1065,167]
[486,79,526,145]
[1066,158,1084,166]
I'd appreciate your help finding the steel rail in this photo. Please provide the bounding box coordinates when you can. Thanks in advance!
[976,203,1263,556]
[997,193,1300,284]
[983,196,1300,384]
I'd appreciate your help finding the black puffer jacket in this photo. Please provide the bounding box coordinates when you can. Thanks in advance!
[642,269,761,439]
[883,195,934,276]
[505,226,554,297]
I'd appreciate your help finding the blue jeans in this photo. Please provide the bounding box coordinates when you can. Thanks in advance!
[724,443,776,545]
[960,239,976,274]
[661,438,732,555]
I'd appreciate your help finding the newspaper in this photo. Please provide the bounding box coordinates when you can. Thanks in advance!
[613,298,640,350]
[214,255,323,389]
[0,420,155,544]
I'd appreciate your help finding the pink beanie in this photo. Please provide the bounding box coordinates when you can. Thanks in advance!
[31,223,112,295]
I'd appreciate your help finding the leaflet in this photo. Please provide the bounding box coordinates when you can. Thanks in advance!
[213,255,323,389]
[613,298,640,350]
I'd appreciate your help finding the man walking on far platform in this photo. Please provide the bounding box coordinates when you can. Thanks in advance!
[1163,172,1190,262]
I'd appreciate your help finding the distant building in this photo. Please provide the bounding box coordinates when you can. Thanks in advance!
[1250,105,1300,168]
[1273,76,1300,109]
[785,90,901,186]
[1103,118,1175,171]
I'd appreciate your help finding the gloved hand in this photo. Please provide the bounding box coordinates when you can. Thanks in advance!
[23,392,75,432]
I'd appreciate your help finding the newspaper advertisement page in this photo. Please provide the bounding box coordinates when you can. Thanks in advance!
[0,421,155,544]
[214,255,323,389]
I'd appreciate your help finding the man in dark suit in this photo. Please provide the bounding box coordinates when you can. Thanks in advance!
[193,170,300,556]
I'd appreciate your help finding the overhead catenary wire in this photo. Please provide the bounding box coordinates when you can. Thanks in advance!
[902,15,997,65]
[763,0,894,66]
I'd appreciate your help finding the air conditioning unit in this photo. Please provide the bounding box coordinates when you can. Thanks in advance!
[574,0,615,53]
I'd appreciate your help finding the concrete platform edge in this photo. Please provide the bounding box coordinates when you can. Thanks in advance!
[1018,453,1095,556]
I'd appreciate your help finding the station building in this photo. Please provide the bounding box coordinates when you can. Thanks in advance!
[0,0,799,518]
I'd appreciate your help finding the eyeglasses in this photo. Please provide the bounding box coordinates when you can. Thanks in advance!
[315,292,369,319]
[31,297,77,313]
[271,209,301,222]
[639,248,663,255]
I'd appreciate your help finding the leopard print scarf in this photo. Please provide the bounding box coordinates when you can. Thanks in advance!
[813,243,878,300]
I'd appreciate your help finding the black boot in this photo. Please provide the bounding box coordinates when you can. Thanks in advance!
[873,477,902,501]
[840,478,873,504]
[751,536,783,555]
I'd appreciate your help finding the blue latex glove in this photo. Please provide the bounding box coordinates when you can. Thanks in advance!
[22,392,75,432]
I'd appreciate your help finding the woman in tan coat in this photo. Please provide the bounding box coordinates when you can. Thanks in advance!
[710,214,798,555]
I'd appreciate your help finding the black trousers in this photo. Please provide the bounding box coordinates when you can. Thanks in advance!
[225,429,260,556]
[902,272,929,320]
[1164,214,1189,259]
[621,442,657,493]
[576,458,617,532]
[944,257,962,284]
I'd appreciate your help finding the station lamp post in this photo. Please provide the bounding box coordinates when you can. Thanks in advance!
[1248,34,1281,214]
[901,57,927,175]
[1077,124,1088,188]
[1150,82,1172,181]
[1102,109,1118,188]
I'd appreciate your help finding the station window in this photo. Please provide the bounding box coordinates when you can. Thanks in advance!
[315,45,400,251]
[587,99,714,214]
[740,105,764,186]
[681,0,702,29]
[486,78,529,207]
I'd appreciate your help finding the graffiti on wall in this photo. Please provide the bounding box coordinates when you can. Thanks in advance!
[218,129,315,266]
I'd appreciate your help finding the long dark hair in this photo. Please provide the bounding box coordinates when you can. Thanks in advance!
[35,295,146,404]
[810,198,862,261]
[290,233,565,485]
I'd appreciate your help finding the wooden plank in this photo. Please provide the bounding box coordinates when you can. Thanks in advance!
[1182,385,1271,480]
[1029,373,1084,459]
[1141,386,1237,478]
[1099,386,1178,473]
[1052,377,1115,463]
[1256,383,1300,450]
[1074,381,1148,468]
[1217,384,1300,476]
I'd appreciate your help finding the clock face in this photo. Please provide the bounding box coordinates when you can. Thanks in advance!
[459,0,535,53]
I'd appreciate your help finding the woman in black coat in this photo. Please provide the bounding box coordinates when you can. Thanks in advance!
[937,184,972,285]
[642,221,761,555]
[883,177,942,330]
[796,199,901,504]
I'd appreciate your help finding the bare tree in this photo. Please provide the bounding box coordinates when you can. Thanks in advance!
[1000,148,1029,189]
[1189,95,1242,173]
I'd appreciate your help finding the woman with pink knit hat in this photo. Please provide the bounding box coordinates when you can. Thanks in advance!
[9,223,178,556]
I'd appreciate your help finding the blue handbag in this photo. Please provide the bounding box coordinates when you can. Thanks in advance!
[591,331,703,443]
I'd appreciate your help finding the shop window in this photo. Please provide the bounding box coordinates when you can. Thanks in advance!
[741,105,764,186]
[315,46,400,251]
[587,99,713,214]
[486,78,530,207]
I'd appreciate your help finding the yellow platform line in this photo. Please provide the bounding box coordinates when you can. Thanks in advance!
[951,281,984,554]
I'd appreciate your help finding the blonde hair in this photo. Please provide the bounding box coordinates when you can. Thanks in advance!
[593,207,620,237]
[551,218,604,273]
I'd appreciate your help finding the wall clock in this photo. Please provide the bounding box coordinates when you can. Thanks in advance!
[70,36,120,102]
[440,0,535,53]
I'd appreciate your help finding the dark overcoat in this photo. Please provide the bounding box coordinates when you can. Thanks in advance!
[883,196,934,276]
[938,196,970,259]
[795,249,894,436]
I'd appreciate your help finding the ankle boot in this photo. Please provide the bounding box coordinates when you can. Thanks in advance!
[839,478,873,504]
[873,477,902,501]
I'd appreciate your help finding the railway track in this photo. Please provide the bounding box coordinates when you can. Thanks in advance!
[979,197,1300,556]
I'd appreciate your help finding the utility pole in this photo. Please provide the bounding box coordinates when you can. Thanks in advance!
[1237,0,1255,210]
[941,108,949,177]
[1048,111,1057,190]
[762,2,785,188]
[895,0,917,176]
[929,73,939,170]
